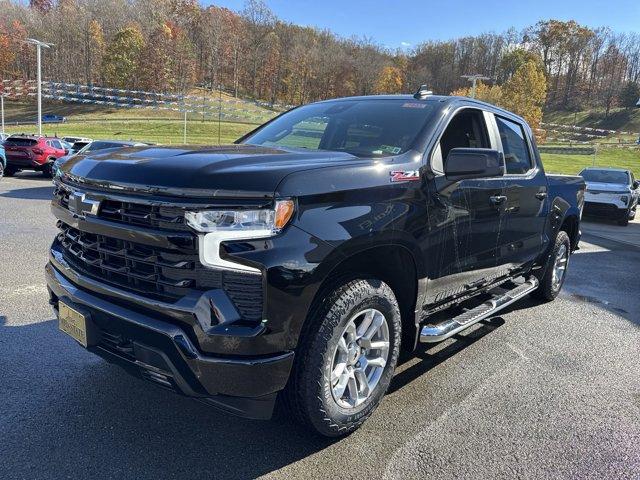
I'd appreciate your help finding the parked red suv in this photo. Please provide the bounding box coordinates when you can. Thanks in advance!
[4,135,68,177]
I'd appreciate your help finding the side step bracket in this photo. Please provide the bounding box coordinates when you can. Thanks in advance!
[419,277,539,343]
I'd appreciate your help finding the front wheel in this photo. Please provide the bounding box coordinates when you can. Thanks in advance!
[283,278,401,437]
[617,213,629,226]
[532,230,571,301]
[0,162,4,180]
[42,162,54,178]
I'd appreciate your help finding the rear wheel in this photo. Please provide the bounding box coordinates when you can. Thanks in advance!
[4,166,16,177]
[283,278,401,437]
[532,230,571,301]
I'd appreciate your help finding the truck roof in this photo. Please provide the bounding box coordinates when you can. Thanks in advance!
[311,94,527,125]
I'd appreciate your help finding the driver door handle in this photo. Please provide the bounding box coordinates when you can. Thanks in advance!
[489,195,507,205]
[535,191,547,200]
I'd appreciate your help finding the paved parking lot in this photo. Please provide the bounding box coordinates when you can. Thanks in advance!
[1,173,639,480]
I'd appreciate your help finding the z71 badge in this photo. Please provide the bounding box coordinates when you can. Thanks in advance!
[390,170,420,182]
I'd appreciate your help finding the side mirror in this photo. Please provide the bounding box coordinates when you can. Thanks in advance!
[64,149,69,155]
[444,148,505,181]
[633,180,639,190]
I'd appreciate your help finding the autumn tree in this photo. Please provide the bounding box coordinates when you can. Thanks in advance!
[86,19,105,84]
[375,65,403,94]
[242,0,275,97]
[0,25,16,75]
[618,81,639,109]
[498,48,542,82]
[29,0,52,13]
[101,25,145,89]
[501,60,547,136]
[137,23,174,92]
[450,81,504,107]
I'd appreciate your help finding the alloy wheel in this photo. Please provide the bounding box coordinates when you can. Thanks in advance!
[330,308,390,409]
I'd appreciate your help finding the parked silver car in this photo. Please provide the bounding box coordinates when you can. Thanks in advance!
[580,167,639,226]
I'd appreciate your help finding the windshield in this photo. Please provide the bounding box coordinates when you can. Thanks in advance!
[242,99,437,157]
[85,141,128,152]
[581,169,629,185]
[5,137,37,147]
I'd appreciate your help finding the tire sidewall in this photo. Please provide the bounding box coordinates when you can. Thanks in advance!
[308,280,401,435]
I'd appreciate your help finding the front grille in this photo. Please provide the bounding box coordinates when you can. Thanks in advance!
[53,186,189,231]
[57,222,200,300]
[55,221,264,323]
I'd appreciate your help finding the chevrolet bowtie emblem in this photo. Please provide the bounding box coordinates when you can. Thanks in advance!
[67,191,100,217]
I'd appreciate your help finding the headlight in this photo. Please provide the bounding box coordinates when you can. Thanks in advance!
[185,200,295,272]
[621,195,629,204]
[185,200,294,235]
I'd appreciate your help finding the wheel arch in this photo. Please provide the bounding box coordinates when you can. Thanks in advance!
[306,241,422,352]
[560,214,580,251]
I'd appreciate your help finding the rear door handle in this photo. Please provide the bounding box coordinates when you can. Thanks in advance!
[535,191,547,200]
[489,195,507,205]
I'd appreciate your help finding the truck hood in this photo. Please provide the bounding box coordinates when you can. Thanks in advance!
[585,181,630,193]
[60,144,358,198]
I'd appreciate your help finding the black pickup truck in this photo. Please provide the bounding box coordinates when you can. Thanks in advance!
[48,90,585,437]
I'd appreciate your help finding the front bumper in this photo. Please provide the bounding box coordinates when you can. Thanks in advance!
[6,155,44,168]
[583,201,629,219]
[46,262,294,419]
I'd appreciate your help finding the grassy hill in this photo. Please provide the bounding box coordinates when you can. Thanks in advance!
[1,91,279,144]
[544,107,640,133]
[2,99,638,176]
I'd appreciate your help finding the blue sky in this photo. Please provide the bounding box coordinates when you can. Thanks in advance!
[204,0,640,49]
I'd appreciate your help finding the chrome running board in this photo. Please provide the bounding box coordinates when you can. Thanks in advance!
[419,277,539,343]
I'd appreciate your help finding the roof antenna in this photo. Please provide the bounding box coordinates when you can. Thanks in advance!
[413,85,433,99]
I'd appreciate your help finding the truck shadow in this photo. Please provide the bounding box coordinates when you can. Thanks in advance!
[0,185,54,200]
[1,314,507,479]
[390,317,506,394]
[0,315,335,480]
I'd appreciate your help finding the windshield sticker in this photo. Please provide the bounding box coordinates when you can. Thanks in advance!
[380,145,402,154]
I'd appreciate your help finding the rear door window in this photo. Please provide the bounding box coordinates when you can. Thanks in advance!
[495,116,533,174]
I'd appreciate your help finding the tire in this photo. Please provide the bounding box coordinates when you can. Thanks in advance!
[4,166,16,177]
[531,230,571,301]
[282,278,401,437]
[617,214,629,226]
[0,162,4,180]
[42,161,54,178]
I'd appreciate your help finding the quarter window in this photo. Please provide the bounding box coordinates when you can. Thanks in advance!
[495,116,532,174]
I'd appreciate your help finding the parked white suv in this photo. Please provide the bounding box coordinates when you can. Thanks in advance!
[580,167,639,226]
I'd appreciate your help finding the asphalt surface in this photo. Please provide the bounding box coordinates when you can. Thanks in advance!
[1,173,639,480]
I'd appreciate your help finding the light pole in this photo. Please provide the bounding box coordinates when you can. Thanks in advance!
[25,38,53,135]
[461,74,491,99]
[1,94,5,135]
